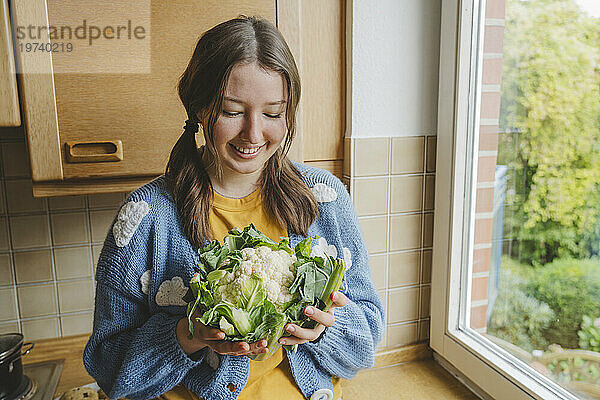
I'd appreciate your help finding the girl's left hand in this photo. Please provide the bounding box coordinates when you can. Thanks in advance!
[279,291,348,346]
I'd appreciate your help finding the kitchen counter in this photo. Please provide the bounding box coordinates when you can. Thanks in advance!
[23,335,478,399]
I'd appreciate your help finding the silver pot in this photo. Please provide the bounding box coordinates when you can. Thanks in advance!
[0,333,34,399]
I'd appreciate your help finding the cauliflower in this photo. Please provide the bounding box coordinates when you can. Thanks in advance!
[214,246,297,309]
[185,224,347,361]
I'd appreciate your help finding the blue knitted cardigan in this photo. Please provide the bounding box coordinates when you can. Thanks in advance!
[83,162,385,400]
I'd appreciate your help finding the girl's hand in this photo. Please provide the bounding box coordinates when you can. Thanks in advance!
[278,291,348,346]
[176,311,268,357]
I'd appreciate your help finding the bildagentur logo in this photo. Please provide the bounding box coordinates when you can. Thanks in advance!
[15,19,147,46]
[10,0,151,74]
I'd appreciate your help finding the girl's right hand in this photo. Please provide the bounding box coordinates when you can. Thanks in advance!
[176,312,268,357]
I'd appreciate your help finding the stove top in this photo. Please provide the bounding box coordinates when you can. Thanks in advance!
[20,360,64,400]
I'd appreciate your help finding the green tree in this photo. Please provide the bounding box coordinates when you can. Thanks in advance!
[524,258,600,348]
[498,0,600,266]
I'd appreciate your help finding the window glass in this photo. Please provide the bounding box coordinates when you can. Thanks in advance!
[466,0,600,398]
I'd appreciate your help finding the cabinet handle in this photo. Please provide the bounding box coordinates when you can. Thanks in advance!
[65,140,123,163]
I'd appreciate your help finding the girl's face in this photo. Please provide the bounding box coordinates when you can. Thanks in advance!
[202,62,288,180]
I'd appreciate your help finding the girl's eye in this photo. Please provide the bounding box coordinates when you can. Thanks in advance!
[222,110,241,117]
[264,113,283,119]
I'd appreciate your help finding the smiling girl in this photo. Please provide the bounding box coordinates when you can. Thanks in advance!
[83,16,384,400]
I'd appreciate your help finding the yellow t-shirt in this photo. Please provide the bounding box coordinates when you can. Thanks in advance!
[161,188,342,399]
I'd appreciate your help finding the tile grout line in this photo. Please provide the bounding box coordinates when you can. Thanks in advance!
[0,276,98,289]
[3,241,107,253]
[85,194,95,334]
[0,309,94,324]
[385,137,392,348]
[80,195,96,337]
[0,205,122,218]
[352,172,436,180]
[417,136,428,340]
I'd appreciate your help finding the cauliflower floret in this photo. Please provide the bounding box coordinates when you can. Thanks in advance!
[214,246,297,309]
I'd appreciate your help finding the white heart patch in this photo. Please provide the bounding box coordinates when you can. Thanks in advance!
[311,183,337,203]
[343,247,352,269]
[140,270,151,295]
[311,237,338,259]
[155,276,187,307]
[113,200,150,247]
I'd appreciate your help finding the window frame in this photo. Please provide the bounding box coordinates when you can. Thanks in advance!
[430,0,583,398]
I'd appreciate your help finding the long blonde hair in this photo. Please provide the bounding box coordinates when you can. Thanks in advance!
[166,16,319,248]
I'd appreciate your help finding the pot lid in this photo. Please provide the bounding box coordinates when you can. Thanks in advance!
[0,333,23,360]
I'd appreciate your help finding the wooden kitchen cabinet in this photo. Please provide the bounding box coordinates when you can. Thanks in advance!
[0,0,21,127]
[11,0,345,197]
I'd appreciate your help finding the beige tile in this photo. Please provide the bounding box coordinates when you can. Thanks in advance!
[0,321,20,334]
[5,180,45,213]
[369,254,387,290]
[358,217,387,254]
[61,312,93,336]
[0,217,9,250]
[343,138,351,176]
[387,322,418,347]
[378,289,387,330]
[354,138,390,177]
[390,214,422,252]
[0,183,5,215]
[388,287,420,324]
[391,137,425,175]
[353,177,388,216]
[17,284,57,317]
[92,244,103,274]
[57,280,94,313]
[424,175,435,211]
[0,287,17,321]
[88,192,125,209]
[391,176,423,213]
[48,196,86,211]
[10,215,50,249]
[389,251,420,288]
[422,250,432,284]
[2,142,30,178]
[423,213,434,248]
[421,285,431,318]
[54,247,92,280]
[378,330,387,350]
[90,210,116,243]
[419,319,430,341]
[0,254,12,285]
[426,136,437,172]
[14,250,52,284]
[50,212,89,245]
[22,317,59,341]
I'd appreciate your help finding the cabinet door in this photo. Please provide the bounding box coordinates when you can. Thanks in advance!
[14,0,345,196]
[279,0,346,179]
[13,0,275,187]
[0,0,21,127]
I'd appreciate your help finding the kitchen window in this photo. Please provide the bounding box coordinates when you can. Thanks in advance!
[430,0,600,399]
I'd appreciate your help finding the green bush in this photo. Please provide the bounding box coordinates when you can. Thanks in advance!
[488,267,554,352]
[525,258,600,348]
[578,315,600,352]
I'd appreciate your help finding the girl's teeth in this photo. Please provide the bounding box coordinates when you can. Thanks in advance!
[233,145,261,154]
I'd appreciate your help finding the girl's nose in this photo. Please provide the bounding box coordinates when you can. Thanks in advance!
[242,113,263,143]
